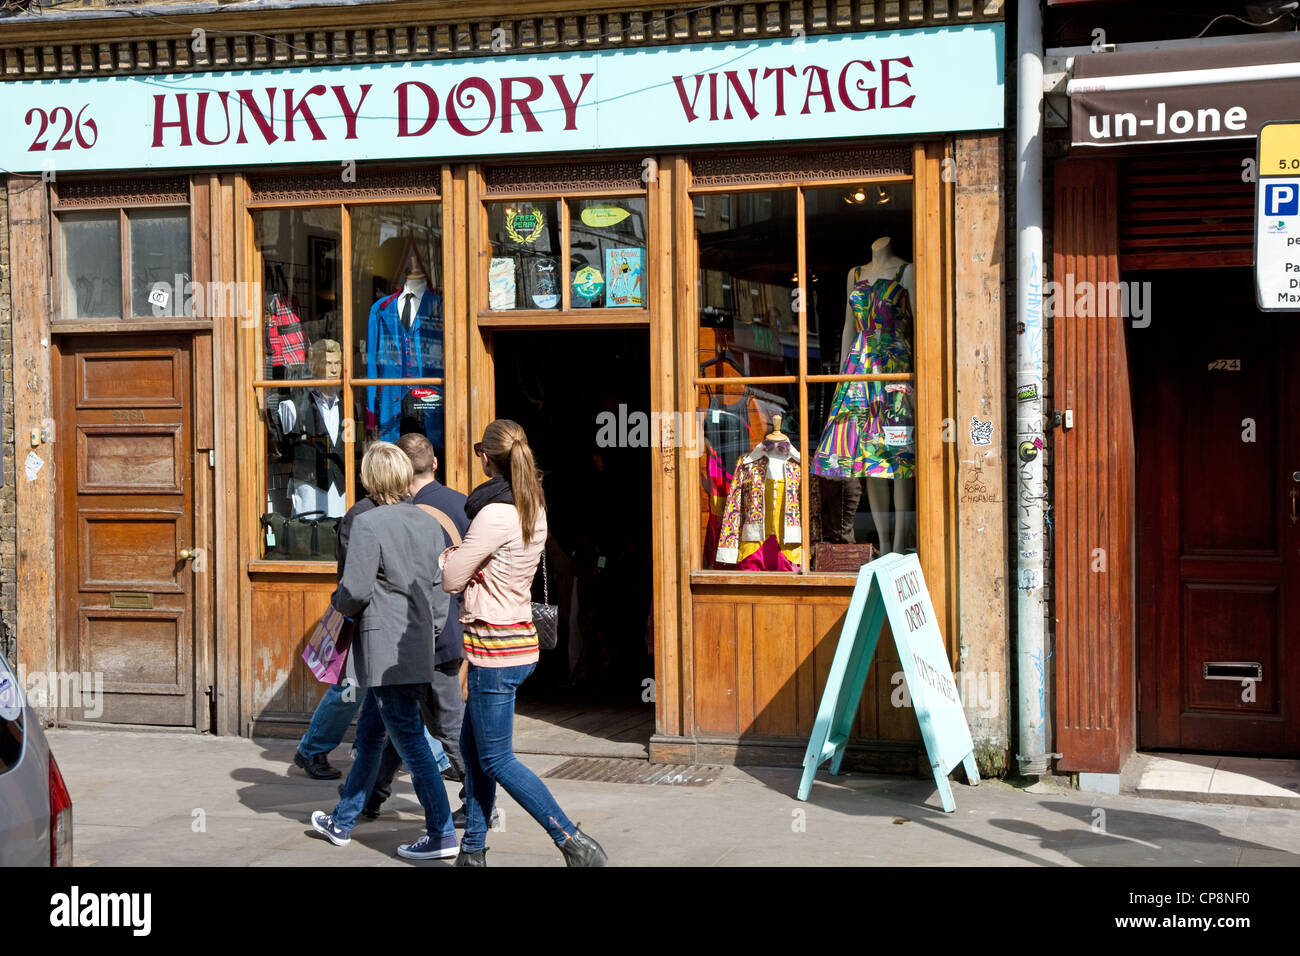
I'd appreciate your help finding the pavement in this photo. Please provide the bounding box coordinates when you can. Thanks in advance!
[47,727,1300,867]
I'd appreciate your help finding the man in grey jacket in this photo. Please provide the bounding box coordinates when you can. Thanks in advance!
[311,442,458,861]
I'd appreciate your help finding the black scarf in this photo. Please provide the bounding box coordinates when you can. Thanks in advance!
[465,475,514,522]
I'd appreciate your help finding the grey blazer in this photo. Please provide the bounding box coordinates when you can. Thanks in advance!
[331,501,449,688]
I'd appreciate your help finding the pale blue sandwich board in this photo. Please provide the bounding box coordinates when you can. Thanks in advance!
[796,552,979,812]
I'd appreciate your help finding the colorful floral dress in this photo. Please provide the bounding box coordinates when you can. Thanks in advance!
[812,264,915,480]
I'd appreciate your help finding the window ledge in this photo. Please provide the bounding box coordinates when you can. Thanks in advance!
[690,570,860,588]
[248,559,337,574]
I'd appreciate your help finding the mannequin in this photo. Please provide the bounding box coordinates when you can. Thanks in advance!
[277,338,346,518]
[366,253,444,442]
[814,236,916,555]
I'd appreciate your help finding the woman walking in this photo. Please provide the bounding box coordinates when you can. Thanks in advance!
[310,441,457,860]
[441,419,607,867]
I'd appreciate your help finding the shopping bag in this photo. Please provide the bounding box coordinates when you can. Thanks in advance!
[301,604,355,684]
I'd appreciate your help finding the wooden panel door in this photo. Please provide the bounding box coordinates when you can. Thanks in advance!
[57,336,196,726]
[1136,282,1300,755]
[1052,158,1136,773]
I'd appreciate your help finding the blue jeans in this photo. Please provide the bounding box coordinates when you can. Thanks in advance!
[460,662,577,854]
[298,681,360,758]
[332,687,454,837]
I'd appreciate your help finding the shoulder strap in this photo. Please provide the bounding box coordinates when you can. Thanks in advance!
[893,263,908,283]
[416,503,463,547]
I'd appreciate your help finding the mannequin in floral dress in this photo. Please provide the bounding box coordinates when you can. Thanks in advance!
[813,237,916,555]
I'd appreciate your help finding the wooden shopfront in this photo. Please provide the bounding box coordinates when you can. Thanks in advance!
[6,3,1010,769]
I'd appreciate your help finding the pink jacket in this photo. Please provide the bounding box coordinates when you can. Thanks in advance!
[439,502,547,624]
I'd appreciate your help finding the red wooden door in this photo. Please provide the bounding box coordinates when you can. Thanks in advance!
[1136,275,1300,755]
[56,335,196,726]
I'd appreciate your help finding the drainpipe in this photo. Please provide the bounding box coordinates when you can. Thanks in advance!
[1016,0,1049,777]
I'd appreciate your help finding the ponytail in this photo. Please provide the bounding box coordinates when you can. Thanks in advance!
[482,419,546,544]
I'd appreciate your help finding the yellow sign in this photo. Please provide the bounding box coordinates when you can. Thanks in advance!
[580,205,631,228]
[1260,121,1300,176]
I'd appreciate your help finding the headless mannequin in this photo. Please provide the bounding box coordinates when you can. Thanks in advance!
[841,236,916,555]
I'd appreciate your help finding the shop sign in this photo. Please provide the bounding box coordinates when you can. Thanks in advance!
[1069,35,1300,148]
[797,552,979,813]
[1255,121,1300,312]
[0,25,1003,173]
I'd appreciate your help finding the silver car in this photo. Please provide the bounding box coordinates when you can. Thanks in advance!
[0,653,72,866]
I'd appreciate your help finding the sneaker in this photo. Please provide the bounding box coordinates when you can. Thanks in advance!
[310,811,351,847]
[396,832,459,861]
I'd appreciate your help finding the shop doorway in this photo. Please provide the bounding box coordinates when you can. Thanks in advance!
[54,335,198,726]
[492,329,655,756]
[1134,269,1300,756]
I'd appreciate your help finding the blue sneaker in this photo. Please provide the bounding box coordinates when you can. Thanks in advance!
[396,832,459,860]
[311,810,351,847]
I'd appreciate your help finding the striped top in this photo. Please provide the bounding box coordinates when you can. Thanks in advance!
[463,619,539,668]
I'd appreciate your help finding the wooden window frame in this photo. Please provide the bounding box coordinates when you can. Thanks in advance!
[472,167,651,331]
[241,169,451,572]
[683,142,940,586]
[50,179,197,330]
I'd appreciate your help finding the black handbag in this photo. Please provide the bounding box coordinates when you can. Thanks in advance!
[260,510,340,560]
[532,551,558,651]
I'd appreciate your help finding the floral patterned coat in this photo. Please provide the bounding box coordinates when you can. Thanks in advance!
[715,448,820,566]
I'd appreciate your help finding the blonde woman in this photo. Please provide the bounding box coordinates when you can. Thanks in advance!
[441,419,607,867]
[311,441,457,861]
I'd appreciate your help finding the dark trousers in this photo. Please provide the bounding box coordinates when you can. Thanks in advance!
[369,659,467,807]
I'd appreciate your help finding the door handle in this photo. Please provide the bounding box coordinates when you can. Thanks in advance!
[179,547,197,562]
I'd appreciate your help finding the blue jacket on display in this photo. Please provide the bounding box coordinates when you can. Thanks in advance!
[366,288,444,444]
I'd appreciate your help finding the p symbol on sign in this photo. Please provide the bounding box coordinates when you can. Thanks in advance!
[1266,182,1299,217]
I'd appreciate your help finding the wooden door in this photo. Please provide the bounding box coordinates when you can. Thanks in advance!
[56,335,196,726]
[1136,278,1300,755]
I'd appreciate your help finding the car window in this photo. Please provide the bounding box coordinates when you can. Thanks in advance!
[0,659,24,775]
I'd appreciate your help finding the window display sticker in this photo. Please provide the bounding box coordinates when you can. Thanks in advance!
[24,451,43,481]
[531,258,560,309]
[572,265,604,302]
[147,286,170,308]
[605,247,645,308]
[883,425,914,447]
[404,386,442,414]
[580,205,631,229]
[506,208,546,245]
[489,257,517,310]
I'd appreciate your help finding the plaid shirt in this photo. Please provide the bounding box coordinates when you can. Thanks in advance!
[266,295,308,368]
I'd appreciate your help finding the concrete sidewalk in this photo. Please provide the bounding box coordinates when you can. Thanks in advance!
[48,728,1300,867]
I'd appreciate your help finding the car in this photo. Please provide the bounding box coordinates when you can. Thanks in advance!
[0,653,72,866]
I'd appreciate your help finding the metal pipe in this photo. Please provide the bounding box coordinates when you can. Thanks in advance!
[1016,0,1049,777]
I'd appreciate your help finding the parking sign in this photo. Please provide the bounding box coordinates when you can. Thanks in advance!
[1256,122,1300,311]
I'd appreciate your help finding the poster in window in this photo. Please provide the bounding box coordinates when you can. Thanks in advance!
[604,248,644,308]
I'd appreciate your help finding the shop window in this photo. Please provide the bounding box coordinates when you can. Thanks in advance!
[57,204,192,320]
[251,195,444,563]
[694,178,917,575]
[480,184,647,317]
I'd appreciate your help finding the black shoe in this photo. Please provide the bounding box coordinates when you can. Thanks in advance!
[452,806,500,829]
[295,750,341,780]
[360,798,383,821]
[454,848,487,867]
[559,826,607,867]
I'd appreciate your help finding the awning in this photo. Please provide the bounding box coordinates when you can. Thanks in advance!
[1068,34,1300,148]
